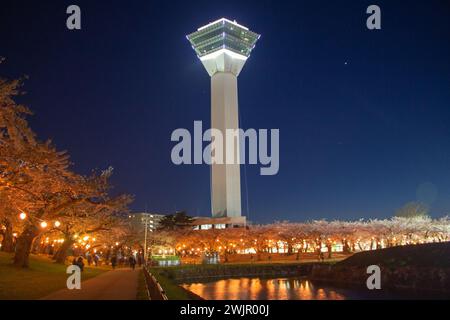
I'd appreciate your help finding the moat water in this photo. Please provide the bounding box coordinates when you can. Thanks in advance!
[181,277,441,300]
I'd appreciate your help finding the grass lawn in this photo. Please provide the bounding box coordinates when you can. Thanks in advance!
[338,242,450,268]
[0,252,107,300]
[136,269,149,300]
[148,267,196,300]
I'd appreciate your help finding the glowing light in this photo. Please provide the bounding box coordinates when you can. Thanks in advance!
[19,212,27,220]
[200,48,247,62]
[54,221,61,227]
[83,236,89,241]
[40,221,48,228]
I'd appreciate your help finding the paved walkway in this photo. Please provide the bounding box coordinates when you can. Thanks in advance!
[42,268,139,300]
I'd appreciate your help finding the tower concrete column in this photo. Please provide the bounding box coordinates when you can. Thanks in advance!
[187,18,260,220]
[211,72,241,217]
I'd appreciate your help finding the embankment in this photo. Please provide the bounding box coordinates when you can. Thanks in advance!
[157,262,331,282]
[310,242,450,293]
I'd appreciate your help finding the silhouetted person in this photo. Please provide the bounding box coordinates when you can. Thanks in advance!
[111,256,117,269]
[319,251,325,262]
[129,256,136,270]
[93,254,99,266]
[77,256,85,272]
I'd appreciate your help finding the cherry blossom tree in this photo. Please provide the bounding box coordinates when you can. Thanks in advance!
[1,64,133,267]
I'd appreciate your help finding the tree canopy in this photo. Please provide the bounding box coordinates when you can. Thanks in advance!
[0,60,133,267]
[395,202,429,218]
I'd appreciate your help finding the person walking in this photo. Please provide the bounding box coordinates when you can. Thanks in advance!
[128,255,136,270]
[111,255,117,270]
[93,254,99,266]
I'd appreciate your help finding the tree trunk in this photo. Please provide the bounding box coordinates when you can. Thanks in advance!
[287,243,293,255]
[327,243,333,259]
[53,237,74,264]
[342,239,350,254]
[357,242,363,251]
[31,235,42,254]
[13,224,39,268]
[1,220,15,253]
[256,250,262,261]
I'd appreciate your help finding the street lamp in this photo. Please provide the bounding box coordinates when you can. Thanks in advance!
[40,221,48,229]
[19,212,27,220]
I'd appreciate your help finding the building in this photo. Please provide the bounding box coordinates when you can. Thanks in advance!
[129,213,165,232]
[191,216,247,230]
[187,18,260,223]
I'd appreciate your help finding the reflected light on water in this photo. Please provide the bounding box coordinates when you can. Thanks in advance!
[182,278,346,300]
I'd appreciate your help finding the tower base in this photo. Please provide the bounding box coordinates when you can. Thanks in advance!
[192,216,247,230]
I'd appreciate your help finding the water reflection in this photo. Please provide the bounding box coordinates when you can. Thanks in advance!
[182,278,347,300]
[182,277,445,300]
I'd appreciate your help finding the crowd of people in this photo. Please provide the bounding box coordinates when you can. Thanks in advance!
[72,253,143,271]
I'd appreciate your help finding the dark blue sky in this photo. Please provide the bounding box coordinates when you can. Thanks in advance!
[1,0,450,223]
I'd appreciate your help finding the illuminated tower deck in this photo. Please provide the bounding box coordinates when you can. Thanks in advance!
[187,18,260,219]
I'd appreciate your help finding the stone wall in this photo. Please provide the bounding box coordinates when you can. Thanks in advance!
[163,263,322,282]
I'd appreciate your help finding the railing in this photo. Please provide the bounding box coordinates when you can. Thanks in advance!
[143,267,168,300]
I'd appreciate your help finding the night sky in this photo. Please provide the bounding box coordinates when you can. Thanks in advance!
[1,0,450,223]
